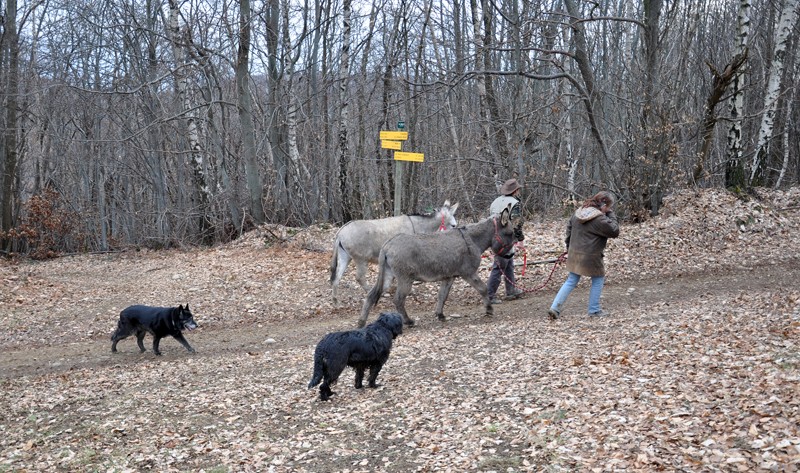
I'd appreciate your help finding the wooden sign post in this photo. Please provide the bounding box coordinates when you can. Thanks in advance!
[379,128,424,216]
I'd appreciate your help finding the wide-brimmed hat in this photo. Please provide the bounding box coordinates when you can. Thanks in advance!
[499,178,521,195]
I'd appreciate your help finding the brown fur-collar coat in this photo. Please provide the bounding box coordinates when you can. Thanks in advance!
[564,207,620,277]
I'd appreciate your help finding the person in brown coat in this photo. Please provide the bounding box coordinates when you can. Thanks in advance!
[548,191,619,318]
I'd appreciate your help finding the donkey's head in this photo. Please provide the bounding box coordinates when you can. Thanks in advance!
[436,200,459,230]
[491,204,518,256]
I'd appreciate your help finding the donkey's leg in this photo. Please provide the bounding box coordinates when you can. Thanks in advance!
[393,277,415,327]
[434,279,455,321]
[358,266,395,328]
[463,272,493,316]
[354,260,370,291]
[331,247,352,306]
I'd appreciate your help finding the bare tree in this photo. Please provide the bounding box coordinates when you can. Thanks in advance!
[726,0,752,189]
[693,53,748,184]
[236,0,265,223]
[336,0,353,222]
[1,0,20,248]
[167,0,213,244]
[749,0,799,186]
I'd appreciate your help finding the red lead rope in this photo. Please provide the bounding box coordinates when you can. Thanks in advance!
[489,249,568,294]
[525,251,567,292]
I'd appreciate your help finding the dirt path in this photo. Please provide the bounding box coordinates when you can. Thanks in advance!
[2,260,792,380]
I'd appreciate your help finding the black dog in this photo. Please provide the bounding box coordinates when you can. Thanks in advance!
[308,312,403,401]
[111,304,198,356]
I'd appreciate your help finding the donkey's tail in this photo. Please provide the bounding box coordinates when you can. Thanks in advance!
[308,349,325,388]
[329,237,341,285]
[363,251,387,311]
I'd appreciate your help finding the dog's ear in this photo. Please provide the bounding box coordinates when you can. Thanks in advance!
[178,304,184,310]
[185,303,190,311]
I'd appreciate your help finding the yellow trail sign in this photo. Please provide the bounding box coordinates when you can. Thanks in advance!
[380,130,409,141]
[381,140,402,150]
[394,151,424,162]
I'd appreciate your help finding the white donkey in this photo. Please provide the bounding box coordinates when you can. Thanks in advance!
[330,201,458,305]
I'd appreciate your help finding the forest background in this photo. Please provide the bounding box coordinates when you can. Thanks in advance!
[1,0,798,255]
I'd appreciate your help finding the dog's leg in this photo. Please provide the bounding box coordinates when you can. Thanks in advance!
[136,331,147,353]
[319,383,334,401]
[152,336,163,356]
[354,367,365,389]
[319,361,345,400]
[111,331,125,353]
[367,362,384,388]
[172,333,196,353]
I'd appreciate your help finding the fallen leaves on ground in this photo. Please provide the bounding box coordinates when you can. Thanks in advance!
[0,187,798,472]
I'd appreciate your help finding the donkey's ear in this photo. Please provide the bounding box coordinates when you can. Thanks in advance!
[450,202,459,214]
[501,205,511,226]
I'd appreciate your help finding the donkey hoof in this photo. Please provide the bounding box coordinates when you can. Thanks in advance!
[436,313,446,321]
[405,319,416,327]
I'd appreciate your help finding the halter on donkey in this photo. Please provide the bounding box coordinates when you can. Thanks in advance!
[358,204,519,328]
[329,201,459,305]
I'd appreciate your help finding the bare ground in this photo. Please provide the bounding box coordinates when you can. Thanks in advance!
[1,188,799,472]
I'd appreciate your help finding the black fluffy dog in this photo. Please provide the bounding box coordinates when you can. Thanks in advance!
[308,311,403,401]
[111,304,198,356]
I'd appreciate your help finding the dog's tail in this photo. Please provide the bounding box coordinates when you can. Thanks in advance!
[308,350,325,388]
[110,317,124,340]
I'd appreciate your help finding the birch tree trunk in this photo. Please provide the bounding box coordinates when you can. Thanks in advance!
[726,0,751,189]
[282,0,311,223]
[236,0,265,223]
[692,54,747,184]
[774,40,799,188]
[749,0,799,185]
[186,42,242,236]
[168,0,213,243]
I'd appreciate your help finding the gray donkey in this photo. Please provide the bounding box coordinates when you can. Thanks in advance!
[330,201,459,305]
[358,205,518,328]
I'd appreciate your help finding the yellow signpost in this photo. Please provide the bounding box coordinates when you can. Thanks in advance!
[394,151,424,162]
[379,131,408,141]
[380,127,421,216]
[381,140,402,150]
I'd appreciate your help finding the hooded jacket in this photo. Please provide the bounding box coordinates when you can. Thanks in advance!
[564,207,619,276]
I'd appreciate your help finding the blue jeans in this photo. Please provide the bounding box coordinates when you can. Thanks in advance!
[550,272,605,314]
[487,255,515,298]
